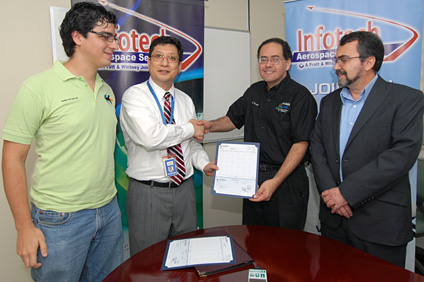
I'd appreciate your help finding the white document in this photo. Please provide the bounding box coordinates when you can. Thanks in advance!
[164,236,234,268]
[212,142,259,198]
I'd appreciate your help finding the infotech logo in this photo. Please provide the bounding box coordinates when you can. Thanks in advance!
[292,6,420,68]
[98,0,202,72]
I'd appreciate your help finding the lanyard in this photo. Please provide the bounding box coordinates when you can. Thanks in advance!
[147,80,175,125]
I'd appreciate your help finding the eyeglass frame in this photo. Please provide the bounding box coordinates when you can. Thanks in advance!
[88,30,120,45]
[332,56,364,66]
[258,56,286,65]
[149,53,180,64]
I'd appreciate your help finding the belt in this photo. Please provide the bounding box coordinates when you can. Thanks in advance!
[137,177,189,188]
[259,163,281,172]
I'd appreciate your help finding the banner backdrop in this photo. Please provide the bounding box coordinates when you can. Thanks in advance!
[285,0,423,270]
[71,0,205,259]
[286,0,423,106]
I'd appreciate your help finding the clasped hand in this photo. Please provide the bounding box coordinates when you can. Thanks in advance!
[189,119,205,141]
[321,187,353,218]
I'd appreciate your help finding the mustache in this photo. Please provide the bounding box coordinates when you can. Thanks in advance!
[336,70,346,76]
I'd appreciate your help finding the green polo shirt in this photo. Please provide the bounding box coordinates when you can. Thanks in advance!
[3,61,117,212]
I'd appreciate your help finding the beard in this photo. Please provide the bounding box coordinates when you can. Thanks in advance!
[336,69,363,88]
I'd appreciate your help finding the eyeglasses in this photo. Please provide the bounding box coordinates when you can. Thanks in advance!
[88,31,120,44]
[150,54,179,63]
[258,56,285,65]
[332,56,363,66]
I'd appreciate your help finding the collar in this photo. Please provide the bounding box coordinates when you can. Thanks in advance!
[340,74,378,104]
[53,60,104,85]
[264,72,291,93]
[148,77,175,99]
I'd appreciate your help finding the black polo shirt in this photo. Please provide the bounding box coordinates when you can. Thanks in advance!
[227,73,317,166]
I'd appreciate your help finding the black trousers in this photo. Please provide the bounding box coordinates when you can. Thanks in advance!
[242,166,309,230]
[321,220,407,268]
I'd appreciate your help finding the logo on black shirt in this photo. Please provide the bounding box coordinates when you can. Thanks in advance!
[276,102,290,113]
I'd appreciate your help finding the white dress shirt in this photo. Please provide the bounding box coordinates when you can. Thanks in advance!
[120,77,210,182]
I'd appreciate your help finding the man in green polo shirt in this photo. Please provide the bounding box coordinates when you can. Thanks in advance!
[2,2,122,282]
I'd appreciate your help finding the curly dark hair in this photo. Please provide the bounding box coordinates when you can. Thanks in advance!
[59,2,117,57]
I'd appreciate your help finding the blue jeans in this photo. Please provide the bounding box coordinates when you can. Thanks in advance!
[30,197,123,282]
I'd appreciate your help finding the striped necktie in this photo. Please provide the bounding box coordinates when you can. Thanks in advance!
[163,92,186,185]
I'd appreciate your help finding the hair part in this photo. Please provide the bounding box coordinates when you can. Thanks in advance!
[257,38,293,61]
[339,31,384,72]
[59,1,117,57]
[148,36,184,62]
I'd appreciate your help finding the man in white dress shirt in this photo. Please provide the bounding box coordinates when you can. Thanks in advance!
[120,36,217,255]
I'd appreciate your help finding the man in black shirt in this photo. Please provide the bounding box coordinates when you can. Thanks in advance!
[199,38,317,229]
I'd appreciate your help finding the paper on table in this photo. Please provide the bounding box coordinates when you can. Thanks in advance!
[213,142,259,198]
[165,236,234,268]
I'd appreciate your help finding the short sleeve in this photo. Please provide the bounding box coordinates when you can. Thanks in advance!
[2,83,44,145]
[289,89,317,143]
[226,92,248,129]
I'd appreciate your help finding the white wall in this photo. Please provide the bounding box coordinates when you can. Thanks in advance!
[1,1,71,281]
[1,1,423,281]
[202,0,286,228]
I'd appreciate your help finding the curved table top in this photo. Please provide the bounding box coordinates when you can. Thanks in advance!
[104,225,424,281]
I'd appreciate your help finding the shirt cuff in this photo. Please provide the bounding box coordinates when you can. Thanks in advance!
[196,158,210,173]
[181,122,195,140]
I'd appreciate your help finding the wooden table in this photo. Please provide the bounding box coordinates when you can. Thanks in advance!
[104,225,424,281]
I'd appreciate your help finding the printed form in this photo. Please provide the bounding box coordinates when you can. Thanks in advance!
[213,142,259,198]
[164,236,234,268]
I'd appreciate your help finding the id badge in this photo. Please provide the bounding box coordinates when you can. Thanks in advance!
[163,154,178,177]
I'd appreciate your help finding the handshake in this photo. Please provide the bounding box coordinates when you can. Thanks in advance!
[189,119,211,141]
